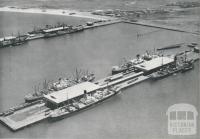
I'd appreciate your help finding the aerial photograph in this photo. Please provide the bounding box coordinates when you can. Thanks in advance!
[0,0,199,138]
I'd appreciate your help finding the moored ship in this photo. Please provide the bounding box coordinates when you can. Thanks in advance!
[24,71,95,103]
[112,51,159,75]
[47,86,121,121]
[0,34,28,48]
[150,52,195,80]
[42,24,84,38]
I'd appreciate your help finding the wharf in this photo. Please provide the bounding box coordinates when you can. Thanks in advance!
[115,75,150,90]
[83,19,122,29]
[123,20,200,35]
[96,71,144,88]
[26,20,121,42]
[187,51,199,61]
[27,34,44,40]
[96,71,150,90]
[0,50,198,131]
[0,103,50,131]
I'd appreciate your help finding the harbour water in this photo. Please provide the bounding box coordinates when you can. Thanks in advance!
[0,12,199,138]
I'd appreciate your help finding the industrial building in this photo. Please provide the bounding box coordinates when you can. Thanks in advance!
[133,56,174,73]
[44,82,100,109]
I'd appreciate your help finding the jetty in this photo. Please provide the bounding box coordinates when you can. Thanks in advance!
[123,20,200,35]
[0,19,122,48]
[0,46,199,131]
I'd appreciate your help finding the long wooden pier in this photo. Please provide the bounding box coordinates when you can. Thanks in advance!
[123,20,200,35]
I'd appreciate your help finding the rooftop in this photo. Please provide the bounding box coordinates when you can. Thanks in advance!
[44,82,100,104]
[134,57,174,71]
[43,26,69,33]
[0,36,16,41]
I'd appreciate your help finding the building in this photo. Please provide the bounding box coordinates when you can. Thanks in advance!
[42,26,69,34]
[44,82,100,109]
[133,56,174,74]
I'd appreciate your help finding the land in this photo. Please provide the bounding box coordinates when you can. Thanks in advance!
[0,1,199,36]
[0,0,199,135]
[0,7,112,21]
[91,1,200,35]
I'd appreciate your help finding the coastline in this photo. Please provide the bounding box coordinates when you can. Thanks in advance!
[0,6,111,20]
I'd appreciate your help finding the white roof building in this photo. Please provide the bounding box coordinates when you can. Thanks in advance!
[44,82,100,104]
[43,26,69,33]
[0,36,16,41]
[134,57,174,71]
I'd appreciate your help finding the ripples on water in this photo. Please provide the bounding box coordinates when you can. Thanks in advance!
[0,12,199,139]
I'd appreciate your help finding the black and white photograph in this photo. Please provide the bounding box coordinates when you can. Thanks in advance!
[0,0,199,138]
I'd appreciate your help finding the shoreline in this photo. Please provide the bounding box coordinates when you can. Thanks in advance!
[0,7,112,21]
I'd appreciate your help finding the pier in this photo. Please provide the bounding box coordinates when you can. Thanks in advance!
[123,20,200,35]
[0,48,199,131]
[0,19,122,48]
[0,102,49,131]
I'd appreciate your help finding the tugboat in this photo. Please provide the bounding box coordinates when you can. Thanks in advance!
[150,69,173,80]
[181,61,194,72]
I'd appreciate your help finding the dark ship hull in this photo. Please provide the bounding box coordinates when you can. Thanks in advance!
[48,89,120,121]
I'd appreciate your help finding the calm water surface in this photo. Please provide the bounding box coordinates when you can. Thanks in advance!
[0,12,199,139]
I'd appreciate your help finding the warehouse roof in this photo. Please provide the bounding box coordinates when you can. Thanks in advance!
[134,57,174,71]
[44,82,100,104]
[0,36,16,41]
[43,26,69,33]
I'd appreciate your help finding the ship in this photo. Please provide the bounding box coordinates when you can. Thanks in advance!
[42,25,84,38]
[0,34,28,48]
[28,23,68,35]
[48,86,121,121]
[24,71,95,103]
[181,60,194,72]
[112,51,159,75]
[150,53,194,80]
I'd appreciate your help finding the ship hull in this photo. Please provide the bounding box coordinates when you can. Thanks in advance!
[48,91,119,122]
[43,28,84,38]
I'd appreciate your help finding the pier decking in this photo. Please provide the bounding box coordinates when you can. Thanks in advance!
[123,20,200,35]
[0,49,199,131]
[26,20,122,41]
[0,103,50,131]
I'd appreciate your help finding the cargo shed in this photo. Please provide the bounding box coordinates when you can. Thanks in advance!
[44,82,100,109]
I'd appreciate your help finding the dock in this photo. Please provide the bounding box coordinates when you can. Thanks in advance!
[96,72,144,87]
[123,20,200,35]
[0,50,199,131]
[83,19,122,30]
[26,20,121,42]
[0,102,50,131]
[0,71,148,131]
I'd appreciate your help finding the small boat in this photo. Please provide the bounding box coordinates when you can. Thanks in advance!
[194,46,199,53]
[181,61,194,73]
[25,93,44,103]
[150,70,170,80]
